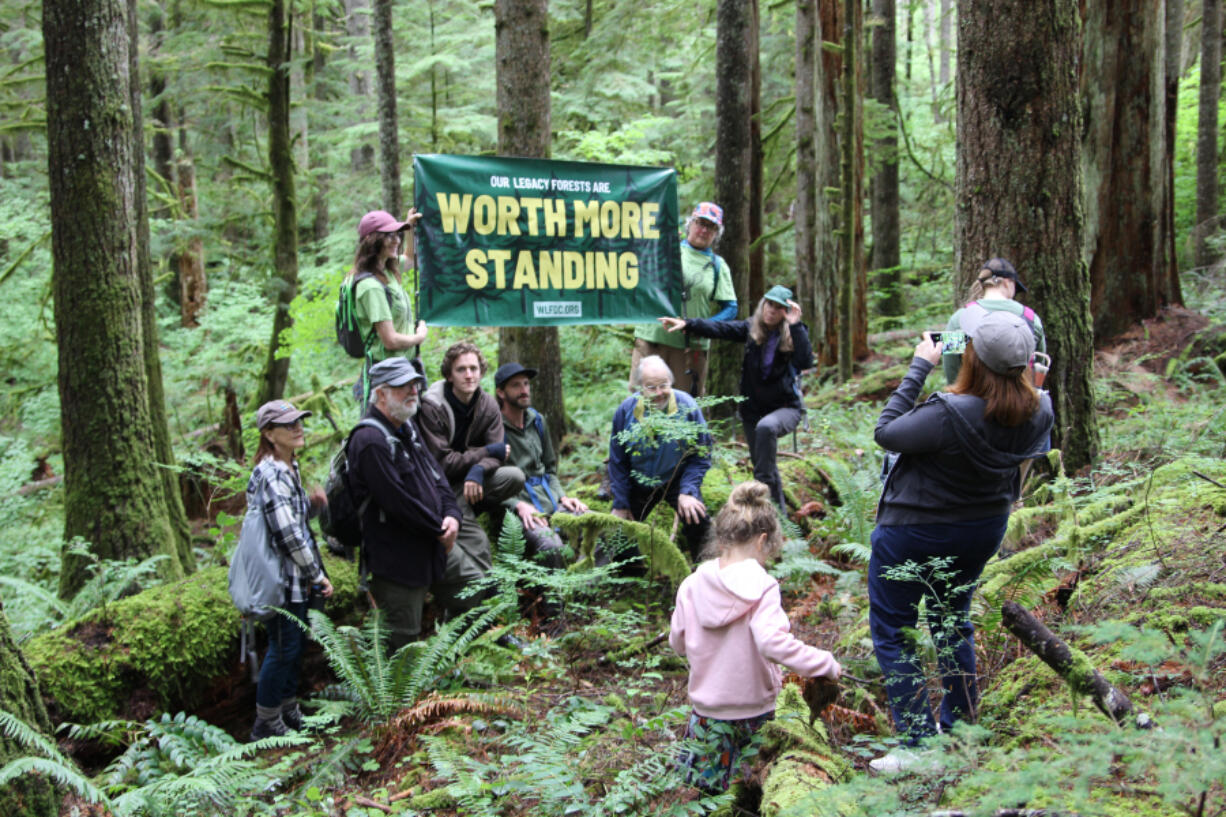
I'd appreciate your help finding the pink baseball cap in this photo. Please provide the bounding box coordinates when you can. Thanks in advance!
[690,201,724,227]
[358,210,410,239]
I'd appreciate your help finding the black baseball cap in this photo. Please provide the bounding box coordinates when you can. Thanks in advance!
[978,257,1027,293]
[494,362,538,390]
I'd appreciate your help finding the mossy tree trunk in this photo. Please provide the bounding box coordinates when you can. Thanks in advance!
[0,603,61,817]
[710,0,752,417]
[836,0,857,382]
[795,0,819,329]
[258,0,300,405]
[1194,0,1221,270]
[747,0,764,306]
[955,0,1098,470]
[373,0,401,215]
[869,0,902,323]
[1081,1,1180,340]
[45,0,189,598]
[812,0,844,367]
[494,0,568,446]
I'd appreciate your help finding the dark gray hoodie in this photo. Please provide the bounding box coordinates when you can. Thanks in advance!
[874,358,1053,526]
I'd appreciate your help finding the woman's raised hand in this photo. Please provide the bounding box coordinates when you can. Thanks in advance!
[658,316,686,333]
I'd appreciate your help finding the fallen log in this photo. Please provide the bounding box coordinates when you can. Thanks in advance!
[1000,601,1136,726]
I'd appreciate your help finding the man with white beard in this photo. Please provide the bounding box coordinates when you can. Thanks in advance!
[347,357,486,650]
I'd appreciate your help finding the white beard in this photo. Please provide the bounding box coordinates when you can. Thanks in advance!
[386,397,418,424]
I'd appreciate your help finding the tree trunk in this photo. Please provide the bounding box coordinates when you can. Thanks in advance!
[1081,2,1179,340]
[128,0,195,573]
[795,0,819,331]
[711,0,753,416]
[346,0,373,171]
[373,0,402,214]
[1194,0,1221,269]
[956,0,1097,470]
[924,0,940,122]
[258,0,300,404]
[1163,0,1184,304]
[494,0,567,446]
[938,0,952,101]
[748,0,765,305]
[45,0,187,599]
[813,0,844,367]
[837,0,857,381]
[870,0,902,323]
[0,603,61,817]
[148,3,175,221]
[177,157,207,328]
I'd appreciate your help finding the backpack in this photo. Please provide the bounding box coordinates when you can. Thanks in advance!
[319,419,400,552]
[228,492,284,622]
[335,272,394,358]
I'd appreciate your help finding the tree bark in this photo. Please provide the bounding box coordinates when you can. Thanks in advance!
[870,0,902,322]
[812,0,844,367]
[0,603,61,817]
[1001,601,1135,725]
[1081,1,1180,340]
[494,0,567,446]
[837,0,857,381]
[1163,0,1184,304]
[955,0,1098,470]
[748,0,765,305]
[45,0,189,597]
[795,0,819,330]
[711,0,753,415]
[373,0,401,214]
[1194,0,1221,269]
[346,0,373,171]
[177,157,206,327]
[258,0,300,404]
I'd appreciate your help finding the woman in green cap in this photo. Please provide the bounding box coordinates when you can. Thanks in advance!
[659,285,811,511]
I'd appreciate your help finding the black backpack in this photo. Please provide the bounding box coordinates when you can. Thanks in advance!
[335,272,394,358]
[319,419,399,552]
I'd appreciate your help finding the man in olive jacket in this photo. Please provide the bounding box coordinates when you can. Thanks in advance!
[347,357,482,650]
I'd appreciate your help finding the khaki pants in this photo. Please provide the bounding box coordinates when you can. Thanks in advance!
[630,338,709,397]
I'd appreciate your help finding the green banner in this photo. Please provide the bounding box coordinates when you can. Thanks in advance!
[413,154,681,327]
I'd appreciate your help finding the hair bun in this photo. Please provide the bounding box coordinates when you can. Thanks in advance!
[729,480,771,508]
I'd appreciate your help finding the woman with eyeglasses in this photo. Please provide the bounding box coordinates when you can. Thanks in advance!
[248,400,333,740]
[348,209,430,405]
[941,258,1047,386]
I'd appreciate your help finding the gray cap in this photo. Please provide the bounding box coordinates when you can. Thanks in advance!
[368,356,426,388]
[958,308,1036,374]
[256,400,312,429]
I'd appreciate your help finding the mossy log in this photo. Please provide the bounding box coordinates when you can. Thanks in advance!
[753,685,850,817]
[23,553,359,725]
[553,510,692,585]
[1000,601,1135,726]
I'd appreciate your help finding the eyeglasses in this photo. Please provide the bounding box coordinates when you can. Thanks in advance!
[640,382,670,394]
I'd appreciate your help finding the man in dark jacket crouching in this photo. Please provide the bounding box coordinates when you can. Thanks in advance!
[347,357,487,651]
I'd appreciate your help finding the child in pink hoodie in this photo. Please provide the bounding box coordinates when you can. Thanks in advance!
[669,480,841,790]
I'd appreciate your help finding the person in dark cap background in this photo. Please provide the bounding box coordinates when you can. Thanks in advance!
[248,399,333,739]
[941,257,1046,386]
[494,361,589,567]
[346,357,483,651]
[659,285,812,511]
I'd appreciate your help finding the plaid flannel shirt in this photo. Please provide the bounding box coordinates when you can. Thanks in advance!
[248,457,325,604]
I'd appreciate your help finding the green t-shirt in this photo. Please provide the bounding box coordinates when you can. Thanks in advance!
[634,242,736,350]
[353,274,412,362]
[942,298,1046,384]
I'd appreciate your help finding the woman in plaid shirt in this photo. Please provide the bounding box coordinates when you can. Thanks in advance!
[249,400,334,740]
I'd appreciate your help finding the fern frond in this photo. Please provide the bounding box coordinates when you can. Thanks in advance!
[390,691,521,733]
[401,600,511,706]
[0,757,110,804]
[0,708,61,760]
[830,541,872,564]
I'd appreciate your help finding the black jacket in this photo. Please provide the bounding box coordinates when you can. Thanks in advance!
[683,318,813,419]
[348,407,462,587]
[875,358,1054,526]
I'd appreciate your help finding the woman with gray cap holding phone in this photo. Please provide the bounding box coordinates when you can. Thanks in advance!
[866,310,1052,773]
[248,400,333,740]
[941,257,1048,386]
[659,284,812,511]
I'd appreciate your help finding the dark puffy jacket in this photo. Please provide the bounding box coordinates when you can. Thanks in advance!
[683,318,813,419]
[347,407,461,588]
[875,358,1054,526]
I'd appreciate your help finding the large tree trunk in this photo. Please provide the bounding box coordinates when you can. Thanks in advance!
[870,0,902,323]
[128,0,195,572]
[1081,1,1179,340]
[1163,0,1184,304]
[955,0,1098,470]
[494,0,567,446]
[812,0,844,367]
[795,0,819,331]
[711,0,753,415]
[45,0,189,598]
[258,0,300,405]
[748,0,764,305]
[373,0,402,214]
[0,603,62,817]
[1194,0,1221,269]
[836,0,857,381]
[346,0,373,171]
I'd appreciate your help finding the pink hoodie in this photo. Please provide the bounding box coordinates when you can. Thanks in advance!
[669,558,840,720]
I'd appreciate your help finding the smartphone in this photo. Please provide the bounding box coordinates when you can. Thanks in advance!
[940,330,967,354]
[929,332,942,344]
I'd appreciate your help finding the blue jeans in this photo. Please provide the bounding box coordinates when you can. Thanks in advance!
[867,516,1007,743]
[256,601,309,708]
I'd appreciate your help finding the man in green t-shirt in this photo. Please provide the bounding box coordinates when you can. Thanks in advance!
[631,201,737,397]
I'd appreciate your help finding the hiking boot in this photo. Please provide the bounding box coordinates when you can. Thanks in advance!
[250,714,288,741]
[280,703,305,732]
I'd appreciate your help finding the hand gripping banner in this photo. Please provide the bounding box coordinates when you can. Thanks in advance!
[413,154,682,327]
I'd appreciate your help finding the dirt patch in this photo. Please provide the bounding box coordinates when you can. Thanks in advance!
[1094,305,1210,379]
[67,619,113,649]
